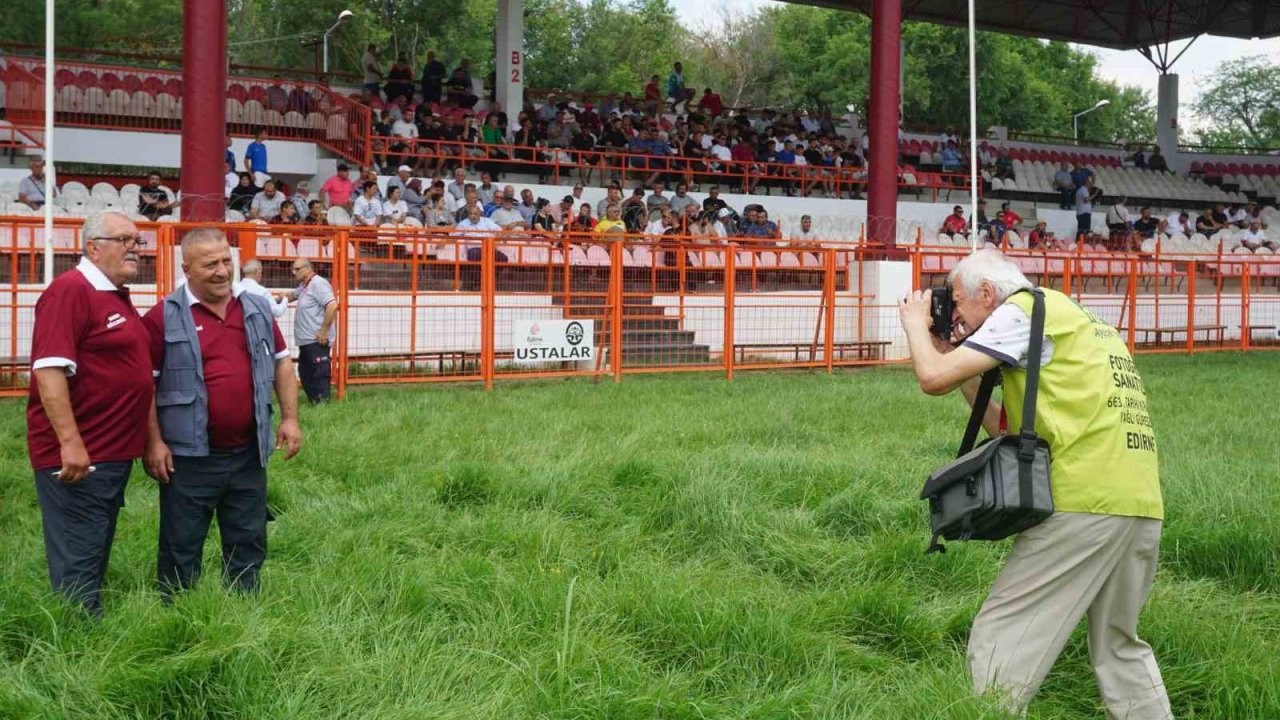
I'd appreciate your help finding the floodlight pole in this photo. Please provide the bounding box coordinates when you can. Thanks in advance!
[966,0,977,252]
[322,11,353,74]
[42,0,54,284]
[1073,100,1109,142]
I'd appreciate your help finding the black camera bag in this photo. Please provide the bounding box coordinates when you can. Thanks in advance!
[919,289,1054,554]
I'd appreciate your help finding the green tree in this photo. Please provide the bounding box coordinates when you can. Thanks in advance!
[1192,55,1280,149]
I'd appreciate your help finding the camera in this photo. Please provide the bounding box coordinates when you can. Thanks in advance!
[930,286,955,339]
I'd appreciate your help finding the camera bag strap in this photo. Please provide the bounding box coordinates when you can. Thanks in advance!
[1015,289,1047,510]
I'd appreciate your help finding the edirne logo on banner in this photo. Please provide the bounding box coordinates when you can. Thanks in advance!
[513,319,595,362]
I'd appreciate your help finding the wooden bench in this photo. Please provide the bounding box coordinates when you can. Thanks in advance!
[733,340,891,363]
[1242,324,1279,345]
[1130,325,1226,346]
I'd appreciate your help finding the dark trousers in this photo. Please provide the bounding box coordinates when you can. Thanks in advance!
[34,461,132,616]
[1077,213,1093,238]
[1059,188,1074,209]
[298,342,331,403]
[158,444,267,597]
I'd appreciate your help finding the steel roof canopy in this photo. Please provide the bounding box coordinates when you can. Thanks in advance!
[798,0,1280,50]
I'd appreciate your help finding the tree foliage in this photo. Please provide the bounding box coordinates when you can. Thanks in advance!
[1192,55,1280,149]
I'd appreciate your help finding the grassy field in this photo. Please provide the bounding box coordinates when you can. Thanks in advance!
[1,353,1278,719]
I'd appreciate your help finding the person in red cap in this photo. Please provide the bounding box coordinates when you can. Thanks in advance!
[27,211,154,616]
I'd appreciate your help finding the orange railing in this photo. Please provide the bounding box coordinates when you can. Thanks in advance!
[2,55,369,166]
[1,60,45,148]
[372,135,967,200]
[2,216,1277,399]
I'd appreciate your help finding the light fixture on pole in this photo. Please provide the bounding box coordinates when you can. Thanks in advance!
[322,10,354,74]
[1073,99,1110,142]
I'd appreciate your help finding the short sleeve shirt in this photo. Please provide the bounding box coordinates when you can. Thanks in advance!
[245,141,268,174]
[18,175,45,204]
[251,191,284,220]
[962,302,1056,369]
[26,259,154,470]
[294,275,336,346]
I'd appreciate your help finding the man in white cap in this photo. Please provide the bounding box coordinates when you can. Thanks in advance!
[713,207,732,239]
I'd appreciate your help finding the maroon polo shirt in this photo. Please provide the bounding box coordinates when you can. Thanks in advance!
[142,292,288,450]
[27,259,154,470]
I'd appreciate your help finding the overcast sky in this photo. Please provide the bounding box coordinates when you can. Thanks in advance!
[669,0,1280,130]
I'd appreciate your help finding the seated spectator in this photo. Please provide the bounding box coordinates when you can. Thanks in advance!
[423,183,456,227]
[1027,220,1053,249]
[939,142,963,173]
[228,173,259,214]
[993,151,1014,180]
[476,173,498,205]
[567,203,596,233]
[249,179,284,221]
[669,182,698,216]
[1194,209,1220,235]
[755,209,781,241]
[482,189,505,218]
[138,173,174,220]
[17,158,50,209]
[596,186,623,219]
[352,181,384,226]
[265,78,289,113]
[1240,220,1275,251]
[489,192,527,230]
[1132,207,1162,239]
[999,202,1023,231]
[787,215,820,245]
[272,200,302,225]
[530,198,556,232]
[303,200,328,225]
[595,204,627,234]
[455,204,503,260]
[1147,147,1168,172]
[390,112,419,167]
[712,208,732,239]
[291,181,312,218]
[383,186,411,225]
[1166,211,1190,236]
[1128,145,1147,169]
[1227,203,1250,229]
[224,160,239,199]
[288,83,313,114]
[702,186,729,216]
[646,182,670,212]
[941,205,968,237]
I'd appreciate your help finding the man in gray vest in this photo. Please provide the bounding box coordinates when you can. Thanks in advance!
[142,229,302,597]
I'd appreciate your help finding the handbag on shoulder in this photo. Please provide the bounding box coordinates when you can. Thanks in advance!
[919,289,1054,554]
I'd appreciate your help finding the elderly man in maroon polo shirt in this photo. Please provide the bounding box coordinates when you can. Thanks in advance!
[142,228,302,598]
[27,211,153,616]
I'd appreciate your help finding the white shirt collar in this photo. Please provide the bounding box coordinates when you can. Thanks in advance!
[76,256,121,291]
[184,281,242,306]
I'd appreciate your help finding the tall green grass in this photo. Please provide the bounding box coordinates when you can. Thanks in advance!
[1,353,1278,719]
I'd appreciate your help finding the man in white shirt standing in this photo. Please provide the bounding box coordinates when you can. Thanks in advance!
[236,259,289,319]
[362,44,383,97]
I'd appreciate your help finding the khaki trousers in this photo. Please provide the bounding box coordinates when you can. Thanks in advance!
[967,512,1172,719]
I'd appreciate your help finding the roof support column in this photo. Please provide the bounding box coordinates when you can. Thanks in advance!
[1156,73,1179,169]
[868,0,902,249]
[180,0,227,221]
[495,0,524,117]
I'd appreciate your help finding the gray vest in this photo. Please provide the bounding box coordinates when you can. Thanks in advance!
[156,287,277,467]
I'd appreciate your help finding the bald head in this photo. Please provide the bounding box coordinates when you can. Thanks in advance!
[242,258,263,279]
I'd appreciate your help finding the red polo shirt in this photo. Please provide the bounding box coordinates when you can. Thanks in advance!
[27,258,154,470]
[142,290,288,450]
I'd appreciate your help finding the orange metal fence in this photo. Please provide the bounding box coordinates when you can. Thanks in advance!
[2,55,370,166]
[1,61,45,148]
[2,216,1278,399]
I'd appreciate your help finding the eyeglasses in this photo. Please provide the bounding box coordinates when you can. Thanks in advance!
[91,235,147,249]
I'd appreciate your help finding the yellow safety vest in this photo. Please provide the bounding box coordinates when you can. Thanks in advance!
[1001,289,1163,520]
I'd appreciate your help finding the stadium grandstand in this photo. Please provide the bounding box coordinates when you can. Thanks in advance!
[1,0,1279,395]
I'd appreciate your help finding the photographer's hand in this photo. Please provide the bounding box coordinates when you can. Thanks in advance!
[897,289,933,333]
[900,289,999,396]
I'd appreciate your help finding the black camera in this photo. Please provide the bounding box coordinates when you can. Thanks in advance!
[930,286,955,339]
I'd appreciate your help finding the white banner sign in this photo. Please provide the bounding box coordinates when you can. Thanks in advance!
[513,319,595,363]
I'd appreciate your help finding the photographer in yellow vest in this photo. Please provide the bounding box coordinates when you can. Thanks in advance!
[898,249,1170,719]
